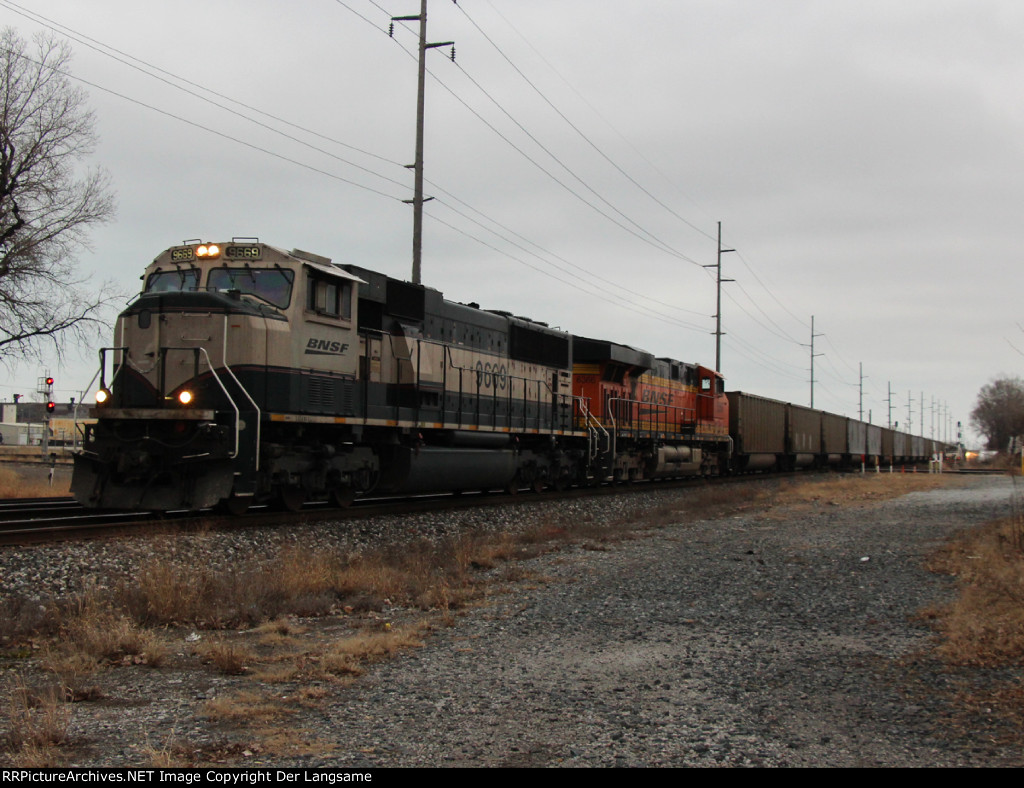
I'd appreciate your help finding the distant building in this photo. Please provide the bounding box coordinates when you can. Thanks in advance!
[0,401,90,447]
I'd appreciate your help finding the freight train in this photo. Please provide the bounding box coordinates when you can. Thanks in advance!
[70,239,942,513]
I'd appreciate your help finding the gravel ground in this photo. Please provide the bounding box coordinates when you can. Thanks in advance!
[1,474,1021,767]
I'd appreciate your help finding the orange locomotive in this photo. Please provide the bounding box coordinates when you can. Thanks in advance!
[572,336,731,481]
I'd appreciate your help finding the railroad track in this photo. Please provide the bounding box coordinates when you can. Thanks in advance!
[0,488,528,544]
[0,496,88,521]
[0,465,965,545]
[0,476,731,545]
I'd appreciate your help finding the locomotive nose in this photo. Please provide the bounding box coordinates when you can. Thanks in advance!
[117,449,153,477]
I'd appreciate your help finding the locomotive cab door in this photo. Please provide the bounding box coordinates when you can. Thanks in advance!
[697,368,716,425]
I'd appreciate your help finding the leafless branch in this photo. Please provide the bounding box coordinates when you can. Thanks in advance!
[0,27,118,363]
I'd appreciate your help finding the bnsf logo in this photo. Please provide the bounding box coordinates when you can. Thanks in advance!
[641,390,671,405]
[305,338,350,356]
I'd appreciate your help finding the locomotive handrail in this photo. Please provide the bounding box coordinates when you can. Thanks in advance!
[97,346,129,395]
[574,396,607,462]
[441,346,574,433]
[194,346,239,460]
[354,332,577,435]
[606,396,698,439]
[221,316,262,472]
[156,346,242,461]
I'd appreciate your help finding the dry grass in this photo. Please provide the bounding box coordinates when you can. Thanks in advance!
[919,512,1024,740]
[0,465,69,498]
[52,589,166,669]
[306,621,428,681]
[924,517,1024,666]
[204,690,295,723]
[199,638,255,675]
[775,472,951,504]
[1,675,71,767]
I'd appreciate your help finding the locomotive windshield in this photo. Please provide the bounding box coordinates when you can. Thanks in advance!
[145,269,200,292]
[208,267,294,309]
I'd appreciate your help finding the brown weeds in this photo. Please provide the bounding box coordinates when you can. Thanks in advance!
[58,590,166,666]
[2,676,71,766]
[199,638,255,675]
[0,466,69,499]
[925,517,1024,666]
[203,690,294,723]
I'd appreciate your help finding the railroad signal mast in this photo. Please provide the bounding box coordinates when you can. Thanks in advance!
[37,374,54,454]
[37,374,54,409]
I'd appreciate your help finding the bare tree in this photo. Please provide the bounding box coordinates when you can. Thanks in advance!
[971,377,1024,451]
[0,27,117,362]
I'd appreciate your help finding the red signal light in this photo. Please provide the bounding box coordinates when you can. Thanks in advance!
[45,377,54,386]
[45,401,55,413]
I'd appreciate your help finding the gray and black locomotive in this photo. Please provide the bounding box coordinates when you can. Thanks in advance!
[73,240,594,512]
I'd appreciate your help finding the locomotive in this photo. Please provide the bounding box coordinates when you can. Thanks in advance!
[71,238,939,514]
[71,238,731,513]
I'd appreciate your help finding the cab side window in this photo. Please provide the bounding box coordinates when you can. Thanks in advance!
[307,274,352,319]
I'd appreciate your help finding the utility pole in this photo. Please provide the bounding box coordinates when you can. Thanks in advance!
[703,221,734,372]
[806,315,823,408]
[858,362,865,421]
[391,0,454,285]
[907,390,913,433]
[886,381,893,428]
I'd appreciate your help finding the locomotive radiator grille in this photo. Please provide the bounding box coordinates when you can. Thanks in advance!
[306,376,354,413]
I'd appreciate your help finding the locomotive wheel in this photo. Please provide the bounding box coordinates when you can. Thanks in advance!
[276,486,306,512]
[331,486,355,508]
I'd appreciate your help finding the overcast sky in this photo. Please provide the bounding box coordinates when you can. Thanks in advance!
[3,0,1021,446]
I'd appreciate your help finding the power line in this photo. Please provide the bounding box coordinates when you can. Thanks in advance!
[2,0,711,320]
[0,0,410,185]
[0,44,407,202]
[425,206,712,336]
[455,1,715,245]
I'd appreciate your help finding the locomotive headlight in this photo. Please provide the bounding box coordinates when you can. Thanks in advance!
[177,389,194,406]
[196,244,221,259]
[95,388,111,405]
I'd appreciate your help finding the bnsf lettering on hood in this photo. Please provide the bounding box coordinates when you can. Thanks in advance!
[305,338,350,356]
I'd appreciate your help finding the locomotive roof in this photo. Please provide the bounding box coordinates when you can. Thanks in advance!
[150,241,364,284]
[572,336,655,370]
